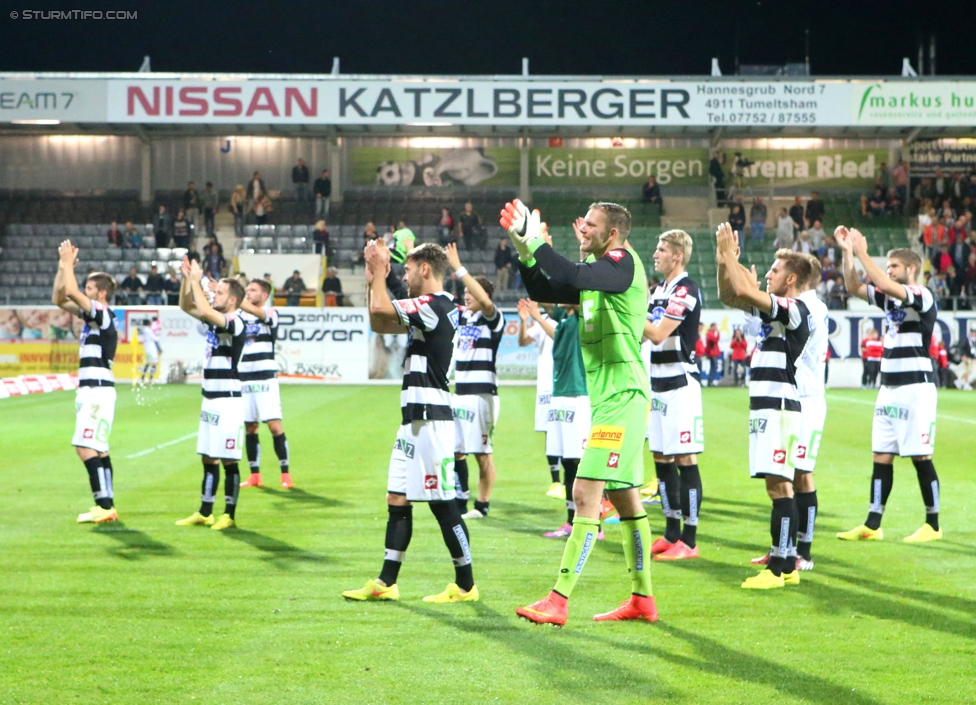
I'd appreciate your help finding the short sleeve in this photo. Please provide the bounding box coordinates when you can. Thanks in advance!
[81,300,112,330]
[903,285,934,313]
[265,307,279,327]
[865,284,886,309]
[761,295,804,329]
[664,284,699,321]
[484,308,505,333]
[393,295,441,331]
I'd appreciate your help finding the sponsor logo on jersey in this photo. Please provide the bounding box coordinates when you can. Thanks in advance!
[651,398,668,416]
[242,383,271,394]
[772,449,787,464]
[225,439,236,450]
[921,432,930,445]
[458,325,481,351]
[398,298,419,314]
[607,452,620,468]
[874,405,909,420]
[424,474,438,489]
[200,411,221,425]
[649,306,665,324]
[481,434,488,445]
[679,431,691,444]
[454,408,475,422]
[675,286,688,297]
[774,296,791,312]
[394,438,416,459]
[796,445,807,459]
[606,249,625,262]
[749,418,768,433]
[547,409,576,423]
[82,428,94,439]
[665,301,687,317]
[589,425,625,449]
[447,307,460,329]
[537,394,551,406]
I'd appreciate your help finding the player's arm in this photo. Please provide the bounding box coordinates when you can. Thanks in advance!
[715,223,772,313]
[55,241,90,315]
[445,243,495,318]
[849,228,910,303]
[527,300,556,339]
[365,241,407,334]
[240,299,267,321]
[51,250,81,316]
[178,257,202,318]
[644,316,681,345]
[516,299,537,346]
[835,226,870,302]
[187,259,228,328]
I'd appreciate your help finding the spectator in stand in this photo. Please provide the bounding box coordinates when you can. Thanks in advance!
[709,151,727,205]
[447,270,466,301]
[877,162,890,192]
[164,269,181,305]
[919,205,935,258]
[946,266,963,309]
[805,191,825,227]
[641,175,664,212]
[314,169,331,218]
[860,327,883,388]
[153,205,172,249]
[729,328,748,387]
[935,243,953,273]
[864,187,887,216]
[793,229,814,255]
[254,193,272,225]
[931,270,949,308]
[203,243,225,279]
[354,221,380,270]
[789,196,805,236]
[457,201,484,251]
[282,270,307,306]
[187,242,201,263]
[173,209,191,249]
[292,158,310,202]
[967,252,976,296]
[183,181,200,232]
[886,188,902,215]
[263,272,276,298]
[820,255,838,283]
[436,207,455,246]
[128,225,144,249]
[145,265,165,305]
[750,196,767,245]
[230,185,247,237]
[123,221,138,249]
[808,219,826,250]
[934,168,947,201]
[937,198,956,223]
[892,158,909,210]
[120,267,143,304]
[200,182,218,238]
[774,207,795,249]
[930,337,950,387]
[246,171,266,207]
[695,323,706,375]
[827,274,848,310]
[313,219,331,259]
[704,322,722,387]
[950,213,970,265]
[728,203,746,254]
[205,235,224,258]
[819,232,839,265]
[494,237,516,290]
[322,266,344,306]
[106,221,123,248]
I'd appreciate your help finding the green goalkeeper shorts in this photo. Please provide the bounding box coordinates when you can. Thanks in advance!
[577,389,649,491]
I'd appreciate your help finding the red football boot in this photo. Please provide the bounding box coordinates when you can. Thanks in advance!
[750,551,770,565]
[653,540,699,561]
[593,594,659,622]
[650,537,674,555]
[516,591,568,627]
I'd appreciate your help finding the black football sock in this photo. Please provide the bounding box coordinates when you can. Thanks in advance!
[429,501,474,591]
[245,433,260,472]
[199,462,219,517]
[768,497,798,576]
[563,458,579,523]
[678,464,702,548]
[474,500,489,516]
[454,457,470,512]
[378,504,413,586]
[547,455,560,483]
[83,456,113,510]
[912,458,940,531]
[223,462,240,519]
[656,461,681,543]
[272,433,289,474]
[865,462,894,530]
[101,455,115,509]
[795,490,818,560]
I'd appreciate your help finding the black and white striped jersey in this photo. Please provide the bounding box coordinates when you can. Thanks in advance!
[202,313,247,399]
[796,290,829,398]
[393,292,459,424]
[77,301,117,387]
[868,284,937,387]
[647,273,701,392]
[239,306,279,382]
[454,308,504,396]
[749,295,811,412]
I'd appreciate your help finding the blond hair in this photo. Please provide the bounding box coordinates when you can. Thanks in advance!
[773,248,814,288]
[659,229,693,265]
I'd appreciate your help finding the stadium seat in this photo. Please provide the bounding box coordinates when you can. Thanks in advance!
[276,225,293,239]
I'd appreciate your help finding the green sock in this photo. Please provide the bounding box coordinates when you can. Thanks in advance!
[620,515,654,597]
[553,516,600,598]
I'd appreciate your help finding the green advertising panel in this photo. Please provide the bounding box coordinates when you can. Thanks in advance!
[725,148,890,188]
[350,146,520,187]
[530,148,710,187]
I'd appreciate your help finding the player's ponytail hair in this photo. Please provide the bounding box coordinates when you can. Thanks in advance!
[659,229,693,265]
[887,248,922,278]
[86,272,116,300]
[774,249,813,289]
[589,202,632,240]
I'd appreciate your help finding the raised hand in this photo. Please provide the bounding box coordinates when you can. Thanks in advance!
[58,240,78,265]
[445,242,463,272]
[834,225,852,251]
[189,258,203,279]
[572,217,585,244]
[525,299,541,320]
[500,199,528,235]
[180,255,192,278]
[715,222,737,256]
[517,298,529,321]
[849,228,868,256]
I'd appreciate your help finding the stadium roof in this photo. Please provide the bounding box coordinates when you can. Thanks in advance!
[2,72,975,139]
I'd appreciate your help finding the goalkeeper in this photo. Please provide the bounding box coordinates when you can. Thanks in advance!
[501,199,658,626]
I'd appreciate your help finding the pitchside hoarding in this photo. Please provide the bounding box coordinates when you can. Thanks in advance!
[4,77,976,127]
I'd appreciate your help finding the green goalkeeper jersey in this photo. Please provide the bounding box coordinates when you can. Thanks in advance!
[551,311,587,398]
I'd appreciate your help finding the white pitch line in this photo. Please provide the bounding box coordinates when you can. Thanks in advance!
[825,394,976,425]
[125,432,197,459]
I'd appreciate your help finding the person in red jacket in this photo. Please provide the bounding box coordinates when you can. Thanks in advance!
[703,322,722,386]
[695,322,706,376]
[930,337,950,387]
[729,328,749,386]
[860,327,883,388]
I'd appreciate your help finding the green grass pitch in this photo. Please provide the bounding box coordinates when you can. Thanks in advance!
[2,385,974,704]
